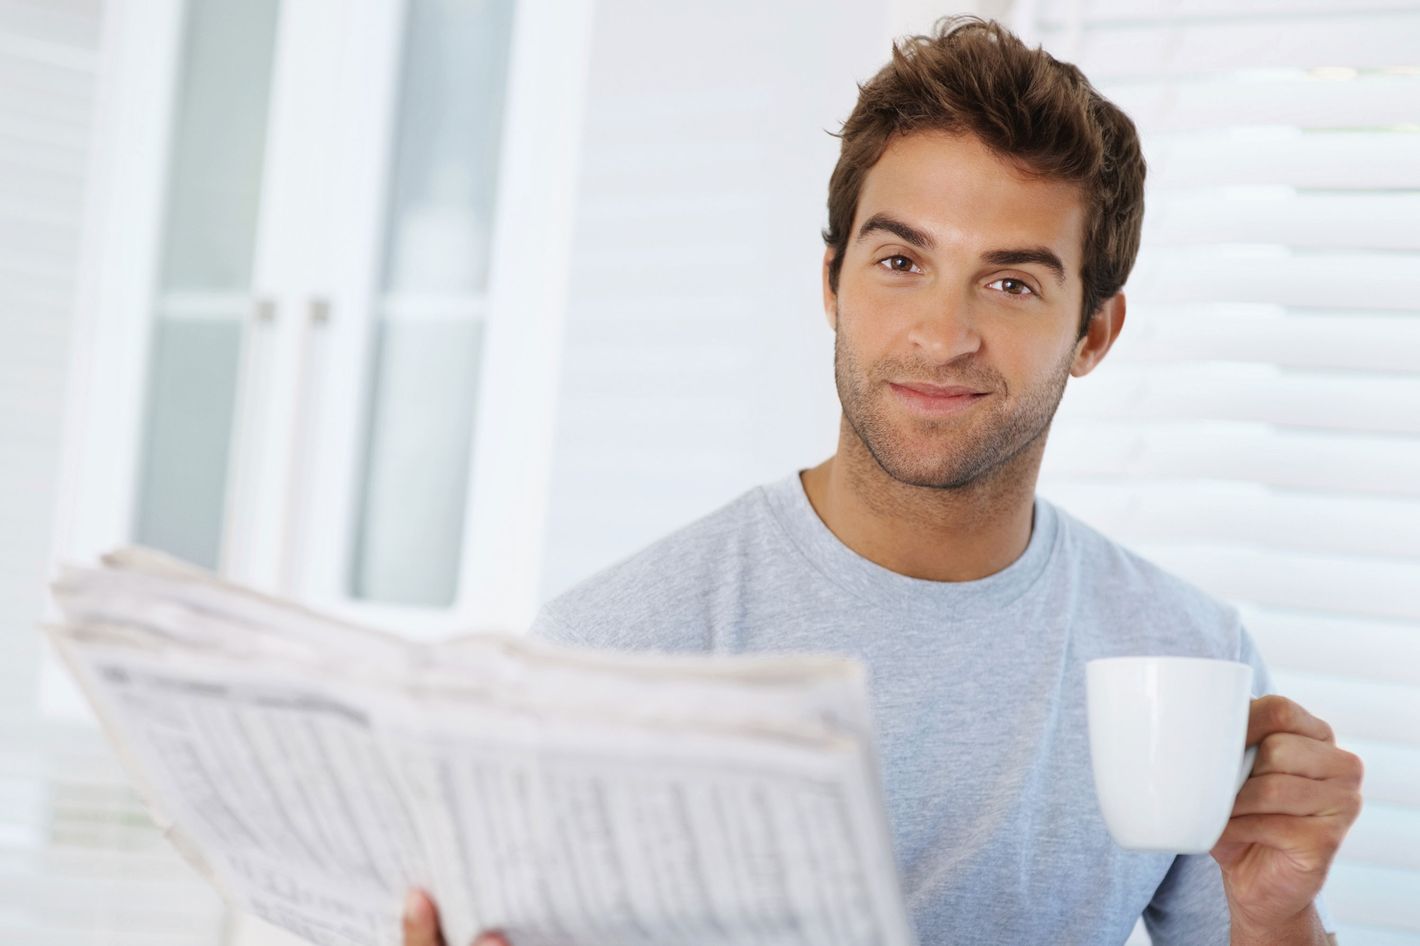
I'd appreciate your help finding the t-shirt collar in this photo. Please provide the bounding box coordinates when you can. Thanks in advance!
[762,469,1060,618]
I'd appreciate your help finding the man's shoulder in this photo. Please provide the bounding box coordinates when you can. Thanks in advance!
[531,479,788,652]
[1047,498,1249,657]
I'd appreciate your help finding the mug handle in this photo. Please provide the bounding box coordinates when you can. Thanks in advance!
[1234,744,1259,794]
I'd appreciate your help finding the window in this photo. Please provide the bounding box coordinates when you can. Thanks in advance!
[1024,2,1420,942]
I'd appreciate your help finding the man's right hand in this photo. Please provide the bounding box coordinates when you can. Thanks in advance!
[402,889,510,946]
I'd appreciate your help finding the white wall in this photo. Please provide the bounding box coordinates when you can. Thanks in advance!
[538,0,926,599]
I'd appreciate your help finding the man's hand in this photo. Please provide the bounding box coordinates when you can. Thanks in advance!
[402,889,510,946]
[1212,695,1363,944]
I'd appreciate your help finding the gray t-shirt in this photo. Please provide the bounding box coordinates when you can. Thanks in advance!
[529,472,1305,945]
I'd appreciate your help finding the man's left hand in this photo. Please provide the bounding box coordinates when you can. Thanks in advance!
[1212,695,1363,943]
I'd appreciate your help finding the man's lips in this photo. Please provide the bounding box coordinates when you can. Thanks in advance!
[890,381,987,398]
[888,381,989,414]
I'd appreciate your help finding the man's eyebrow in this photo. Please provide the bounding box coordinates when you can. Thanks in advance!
[982,247,1067,286]
[855,213,936,250]
[856,215,1068,286]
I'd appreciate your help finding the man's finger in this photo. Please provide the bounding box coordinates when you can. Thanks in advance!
[1251,732,1364,785]
[1212,813,1348,869]
[472,934,511,946]
[1232,772,1363,820]
[1247,696,1334,746]
[402,889,447,946]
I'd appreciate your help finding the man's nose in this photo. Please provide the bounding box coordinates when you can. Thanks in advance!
[905,287,983,363]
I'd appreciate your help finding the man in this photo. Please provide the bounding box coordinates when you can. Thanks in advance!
[405,17,1361,946]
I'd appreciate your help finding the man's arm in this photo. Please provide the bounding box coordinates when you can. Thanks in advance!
[1214,696,1363,946]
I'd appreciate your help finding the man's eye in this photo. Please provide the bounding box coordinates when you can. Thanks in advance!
[878,255,921,274]
[988,277,1035,297]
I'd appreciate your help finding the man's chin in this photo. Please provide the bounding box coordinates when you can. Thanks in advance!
[883,469,979,491]
[865,448,983,491]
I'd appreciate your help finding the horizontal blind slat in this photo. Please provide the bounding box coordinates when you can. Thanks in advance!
[0,846,203,878]
[1115,307,1420,374]
[1324,862,1420,933]
[1039,13,1420,79]
[1039,0,1420,26]
[1112,75,1420,134]
[1145,193,1420,252]
[0,932,221,946]
[1336,802,1420,873]
[0,899,225,934]
[1060,365,1420,435]
[1135,545,1420,622]
[1145,131,1420,189]
[1271,671,1420,749]
[1129,249,1420,311]
[1329,924,1420,946]
[1240,608,1420,688]
[1043,421,1420,498]
[0,868,219,900]
[1333,739,1420,810]
[0,0,101,47]
[1044,481,1420,559]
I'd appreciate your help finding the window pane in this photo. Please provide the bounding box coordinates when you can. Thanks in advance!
[133,316,244,568]
[350,318,484,606]
[160,0,280,291]
[133,0,280,569]
[350,0,516,606]
[381,0,515,295]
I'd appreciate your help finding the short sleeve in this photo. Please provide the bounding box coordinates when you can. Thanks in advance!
[1237,622,1274,699]
[1141,853,1231,945]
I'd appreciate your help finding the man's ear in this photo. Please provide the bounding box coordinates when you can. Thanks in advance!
[821,247,838,332]
[1071,291,1126,378]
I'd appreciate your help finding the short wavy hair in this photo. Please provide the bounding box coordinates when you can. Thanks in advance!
[822,16,1146,334]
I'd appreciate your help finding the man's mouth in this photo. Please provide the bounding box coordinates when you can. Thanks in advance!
[888,381,988,414]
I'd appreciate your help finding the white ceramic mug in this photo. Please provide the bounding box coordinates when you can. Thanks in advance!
[1086,656,1257,853]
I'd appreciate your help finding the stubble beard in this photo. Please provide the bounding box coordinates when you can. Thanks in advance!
[833,313,1075,491]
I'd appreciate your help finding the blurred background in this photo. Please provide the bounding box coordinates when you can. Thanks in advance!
[1,0,1417,943]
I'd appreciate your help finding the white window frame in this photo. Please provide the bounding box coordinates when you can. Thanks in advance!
[45,0,595,720]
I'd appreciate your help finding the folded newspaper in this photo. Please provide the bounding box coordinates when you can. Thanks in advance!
[46,547,915,946]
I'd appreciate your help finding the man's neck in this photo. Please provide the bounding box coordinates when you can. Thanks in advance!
[799,419,1043,583]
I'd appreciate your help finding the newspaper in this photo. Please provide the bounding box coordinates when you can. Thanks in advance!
[46,548,916,946]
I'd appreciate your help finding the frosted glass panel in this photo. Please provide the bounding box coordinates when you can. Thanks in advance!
[160,0,280,291]
[133,0,280,569]
[350,320,484,605]
[381,0,514,294]
[351,0,516,606]
[133,318,244,568]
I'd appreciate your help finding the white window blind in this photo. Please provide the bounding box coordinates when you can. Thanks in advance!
[1026,2,1420,943]
[0,0,228,943]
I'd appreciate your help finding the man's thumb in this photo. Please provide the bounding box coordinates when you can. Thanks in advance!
[401,889,446,946]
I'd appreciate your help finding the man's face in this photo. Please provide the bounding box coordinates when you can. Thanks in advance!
[825,130,1093,490]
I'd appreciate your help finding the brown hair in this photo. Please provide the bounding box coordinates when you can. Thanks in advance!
[822,16,1145,334]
